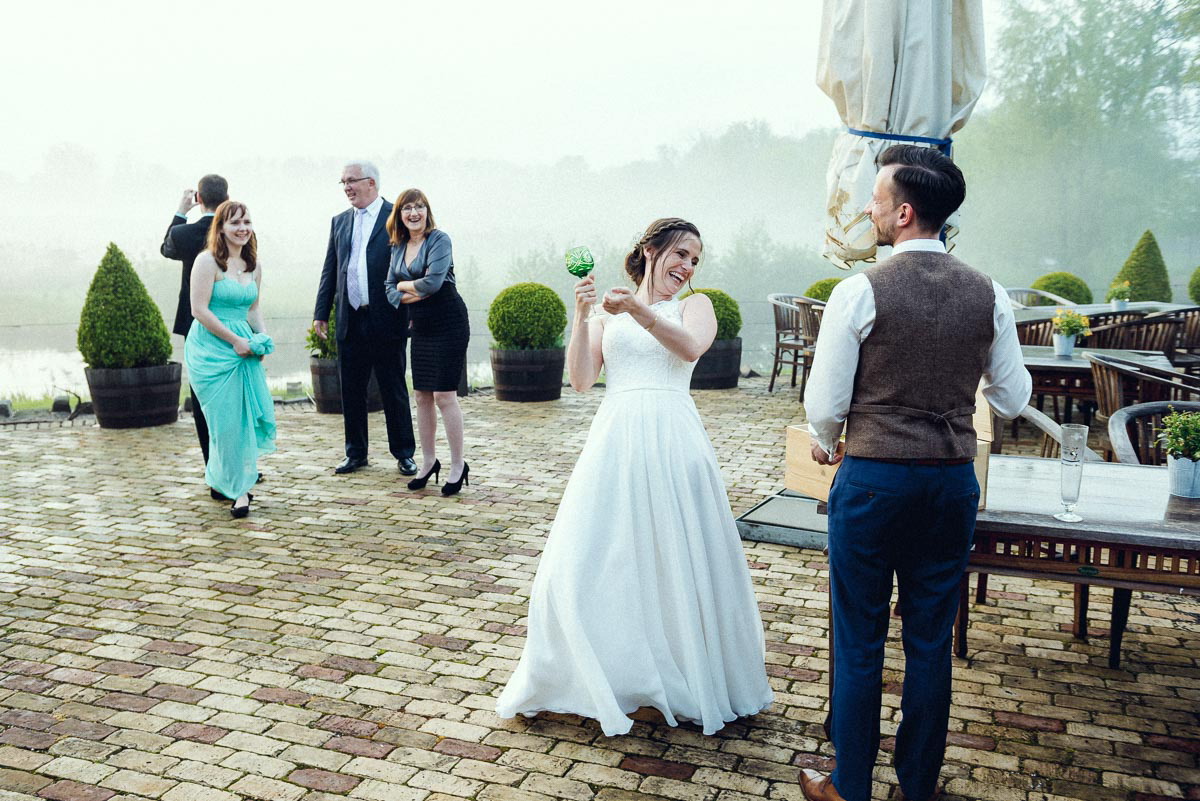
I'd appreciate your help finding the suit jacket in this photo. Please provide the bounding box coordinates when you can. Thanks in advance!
[313,199,408,342]
[161,214,214,336]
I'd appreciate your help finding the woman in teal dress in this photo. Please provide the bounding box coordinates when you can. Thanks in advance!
[184,200,276,517]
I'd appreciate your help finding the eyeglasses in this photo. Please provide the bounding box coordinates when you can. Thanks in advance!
[339,177,370,187]
[400,204,427,214]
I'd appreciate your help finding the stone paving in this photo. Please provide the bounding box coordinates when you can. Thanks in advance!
[1,376,1198,801]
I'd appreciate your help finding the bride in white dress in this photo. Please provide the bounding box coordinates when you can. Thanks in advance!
[495,218,773,737]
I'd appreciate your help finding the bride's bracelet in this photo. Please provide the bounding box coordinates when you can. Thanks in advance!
[643,314,658,333]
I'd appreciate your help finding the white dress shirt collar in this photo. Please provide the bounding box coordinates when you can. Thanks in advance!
[890,238,946,255]
[359,195,384,221]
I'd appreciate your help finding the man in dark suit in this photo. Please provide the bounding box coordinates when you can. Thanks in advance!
[162,173,228,470]
[313,161,417,475]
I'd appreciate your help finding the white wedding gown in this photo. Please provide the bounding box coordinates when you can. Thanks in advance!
[496,300,774,736]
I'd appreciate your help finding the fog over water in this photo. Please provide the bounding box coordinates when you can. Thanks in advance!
[2,0,1197,399]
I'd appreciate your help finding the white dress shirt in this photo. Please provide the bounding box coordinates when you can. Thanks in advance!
[805,239,1033,456]
[350,196,384,306]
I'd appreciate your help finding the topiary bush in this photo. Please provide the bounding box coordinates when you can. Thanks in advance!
[77,243,172,369]
[1189,265,1200,305]
[1031,271,1093,305]
[1114,230,1172,302]
[488,282,568,350]
[682,288,741,340]
[805,277,844,302]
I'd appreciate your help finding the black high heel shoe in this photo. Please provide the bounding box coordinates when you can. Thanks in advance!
[441,462,469,496]
[230,492,253,519]
[407,459,441,491]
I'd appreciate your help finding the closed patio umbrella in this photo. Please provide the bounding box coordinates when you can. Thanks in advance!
[817,0,986,269]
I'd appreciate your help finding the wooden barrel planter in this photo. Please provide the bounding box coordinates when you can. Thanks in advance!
[491,348,565,402]
[85,362,183,429]
[690,337,741,390]
[310,357,383,414]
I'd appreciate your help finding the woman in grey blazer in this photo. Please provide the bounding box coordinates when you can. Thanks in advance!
[385,189,471,495]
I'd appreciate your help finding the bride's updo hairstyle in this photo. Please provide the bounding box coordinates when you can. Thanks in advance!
[624,218,702,296]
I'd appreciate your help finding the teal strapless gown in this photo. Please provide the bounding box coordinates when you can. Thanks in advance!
[184,278,277,499]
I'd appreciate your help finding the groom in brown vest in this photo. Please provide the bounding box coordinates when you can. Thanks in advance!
[800,145,1031,801]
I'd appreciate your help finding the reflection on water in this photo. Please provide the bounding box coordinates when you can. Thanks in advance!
[0,311,777,400]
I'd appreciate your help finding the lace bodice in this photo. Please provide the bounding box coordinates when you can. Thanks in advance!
[601,300,695,393]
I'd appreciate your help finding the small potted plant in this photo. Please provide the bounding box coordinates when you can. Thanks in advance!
[488,282,568,401]
[1051,308,1090,357]
[1105,280,1132,312]
[1159,407,1200,498]
[306,303,383,414]
[684,288,742,389]
[78,243,181,428]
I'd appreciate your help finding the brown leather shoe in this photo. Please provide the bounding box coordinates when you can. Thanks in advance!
[799,770,846,801]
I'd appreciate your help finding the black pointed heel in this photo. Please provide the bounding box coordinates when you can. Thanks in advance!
[407,459,441,490]
[441,462,469,496]
[230,492,253,519]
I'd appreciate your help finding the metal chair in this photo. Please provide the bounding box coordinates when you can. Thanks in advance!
[767,294,806,393]
[1108,400,1200,466]
[1006,287,1077,308]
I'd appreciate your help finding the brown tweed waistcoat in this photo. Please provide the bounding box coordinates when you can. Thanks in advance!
[844,250,995,460]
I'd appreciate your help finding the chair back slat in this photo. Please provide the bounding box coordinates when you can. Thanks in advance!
[1016,319,1055,346]
[767,293,804,340]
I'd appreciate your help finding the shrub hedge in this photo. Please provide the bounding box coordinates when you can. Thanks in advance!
[1114,230,1172,302]
[804,277,844,302]
[1031,272,1093,305]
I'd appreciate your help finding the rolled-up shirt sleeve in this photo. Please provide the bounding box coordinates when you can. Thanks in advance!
[982,280,1033,419]
[411,231,453,296]
[804,274,874,457]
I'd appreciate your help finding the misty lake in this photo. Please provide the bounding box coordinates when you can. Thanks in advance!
[0,304,778,401]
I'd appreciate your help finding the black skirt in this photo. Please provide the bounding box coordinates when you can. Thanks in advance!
[410,282,470,392]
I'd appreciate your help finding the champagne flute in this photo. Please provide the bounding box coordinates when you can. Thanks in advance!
[565,245,604,320]
[1054,423,1088,522]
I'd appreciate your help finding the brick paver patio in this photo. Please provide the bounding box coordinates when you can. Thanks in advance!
[1,377,1198,801]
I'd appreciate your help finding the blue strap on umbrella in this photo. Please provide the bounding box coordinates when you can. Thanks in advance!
[847,127,953,156]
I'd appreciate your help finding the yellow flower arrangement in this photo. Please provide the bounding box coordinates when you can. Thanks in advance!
[1052,308,1091,338]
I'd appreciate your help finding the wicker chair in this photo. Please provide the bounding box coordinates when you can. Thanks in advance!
[1108,400,1200,466]
[1015,319,1055,346]
[767,294,806,393]
[1005,287,1077,308]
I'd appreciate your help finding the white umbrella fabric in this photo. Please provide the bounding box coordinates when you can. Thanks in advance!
[817,0,986,269]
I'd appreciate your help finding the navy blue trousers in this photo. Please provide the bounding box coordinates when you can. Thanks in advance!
[827,456,979,801]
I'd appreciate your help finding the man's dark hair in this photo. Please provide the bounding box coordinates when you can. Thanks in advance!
[197,174,229,210]
[876,145,965,232]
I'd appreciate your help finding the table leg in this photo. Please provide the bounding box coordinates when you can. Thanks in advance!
[975,573,989,605]
[1109,588,1132,669]
[1073,584,1090,641]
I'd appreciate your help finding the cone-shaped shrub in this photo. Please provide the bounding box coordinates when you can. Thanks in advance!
[681,288,741,340]
[1031,272,1093,305]
[77,243,172,368]
[804,277,844,302]
[1189,265,1200,304]
[488,282,567,349]
[1113,230,1172,302]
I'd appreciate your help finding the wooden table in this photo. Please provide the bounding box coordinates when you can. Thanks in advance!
[1020,346,1175,424]
[1013,302,1191,323]
[960,455,1200,668]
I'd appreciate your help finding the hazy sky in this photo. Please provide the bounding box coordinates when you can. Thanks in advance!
[2,1,1006,178]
